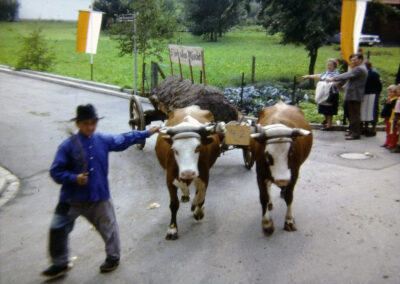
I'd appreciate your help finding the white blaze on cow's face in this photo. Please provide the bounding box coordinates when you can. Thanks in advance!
[169,114,205,181]
[172,135,201,180]
[265,138,291,187]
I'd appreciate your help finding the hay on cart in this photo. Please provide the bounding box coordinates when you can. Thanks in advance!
[150,75,240,123]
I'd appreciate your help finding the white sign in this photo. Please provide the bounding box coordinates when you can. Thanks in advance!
[169,45,203,67]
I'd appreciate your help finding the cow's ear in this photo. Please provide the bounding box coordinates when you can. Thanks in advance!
[162,135,173,145]
[201,136,214,145]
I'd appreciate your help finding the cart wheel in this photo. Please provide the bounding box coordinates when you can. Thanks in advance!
[129,95,146,150]
[242,146,254,170]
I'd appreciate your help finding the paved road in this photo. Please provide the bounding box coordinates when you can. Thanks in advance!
[0,71,399,284]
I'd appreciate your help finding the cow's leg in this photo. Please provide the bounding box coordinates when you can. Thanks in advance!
[282,172,298,232]
[261,179,274,235]
[173,179,190,203]
[166,183,180,240]
[191,178,207,221]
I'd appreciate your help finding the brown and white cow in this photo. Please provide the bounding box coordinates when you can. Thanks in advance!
[155,106,223,240]
[250,101,313,235]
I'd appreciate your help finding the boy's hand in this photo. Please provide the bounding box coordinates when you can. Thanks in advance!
[77,172,88,185]
[149,126,161,136]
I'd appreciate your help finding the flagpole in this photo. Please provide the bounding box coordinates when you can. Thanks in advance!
[90,53,94,81]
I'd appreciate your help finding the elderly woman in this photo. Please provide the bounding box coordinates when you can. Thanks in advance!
[302,58,340,130]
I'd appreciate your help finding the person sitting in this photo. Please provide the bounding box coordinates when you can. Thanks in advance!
[302,58,340,131]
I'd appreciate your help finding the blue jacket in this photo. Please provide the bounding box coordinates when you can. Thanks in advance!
[50,130,150,203]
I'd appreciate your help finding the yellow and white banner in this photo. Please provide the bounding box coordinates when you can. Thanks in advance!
[340,0,368,64]
[76,10,102,54]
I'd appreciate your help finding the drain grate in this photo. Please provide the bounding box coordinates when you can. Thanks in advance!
[339,152,374,160]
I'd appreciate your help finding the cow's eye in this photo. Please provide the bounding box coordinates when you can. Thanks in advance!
[265,153,274,165]
[173,149,179,156]
[195,145,201,153]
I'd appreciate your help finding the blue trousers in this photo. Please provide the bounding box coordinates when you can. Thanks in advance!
[48,199,120,266]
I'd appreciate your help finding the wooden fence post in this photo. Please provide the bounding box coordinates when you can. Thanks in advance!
[251,56,255,83]
[240,72,245,109]
[141,62,146,94]
[151,61,158,90]
[291,76,297,105]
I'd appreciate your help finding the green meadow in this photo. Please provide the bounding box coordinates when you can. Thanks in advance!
[0,21,399,122]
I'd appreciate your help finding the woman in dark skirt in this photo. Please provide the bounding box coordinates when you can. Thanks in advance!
[302,58,340,130]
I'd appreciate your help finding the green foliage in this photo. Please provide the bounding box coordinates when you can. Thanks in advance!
[183,0,246,41]
[364,0,400,34]
[0,0,19,21]
[15,26,55,71]
[93,0,131,30]
[258,0,341,75]
[0,22,398,91]
[110,0,178,61]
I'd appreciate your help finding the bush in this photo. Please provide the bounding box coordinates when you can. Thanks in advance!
[0,0,19,21]
[16,26,55,71]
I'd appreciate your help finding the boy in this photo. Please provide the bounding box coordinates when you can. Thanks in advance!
[380,85,398,150]
[42,104,159,279]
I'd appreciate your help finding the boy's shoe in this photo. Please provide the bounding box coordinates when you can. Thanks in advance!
[41,264,70,279]
[100,257,120,273]
[345,136,360,140]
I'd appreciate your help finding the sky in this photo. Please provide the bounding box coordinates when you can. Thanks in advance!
[18,0,93,21]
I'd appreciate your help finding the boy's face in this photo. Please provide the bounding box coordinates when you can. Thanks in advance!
[76,119,98,137]
[388,90,398,99]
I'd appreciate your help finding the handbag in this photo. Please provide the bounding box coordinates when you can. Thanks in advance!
[315,81,333,104]
[326,85,338,104]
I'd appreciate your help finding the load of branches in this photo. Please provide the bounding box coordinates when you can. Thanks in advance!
[150,75,239,122]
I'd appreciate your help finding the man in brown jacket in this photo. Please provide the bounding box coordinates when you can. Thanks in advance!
[327,53,368,140]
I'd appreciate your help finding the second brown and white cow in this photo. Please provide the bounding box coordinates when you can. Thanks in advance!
[250,101,313,235]
[155,106,223,240]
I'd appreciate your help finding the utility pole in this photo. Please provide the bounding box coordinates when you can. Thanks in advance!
[118,13,137,94]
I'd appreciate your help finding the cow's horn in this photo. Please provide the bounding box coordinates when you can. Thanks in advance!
[251,133,263,139]
[291,128,312,137]
[159,127,169,134]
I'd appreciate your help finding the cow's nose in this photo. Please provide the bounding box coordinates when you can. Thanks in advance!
[275,180,290,187]
[180,170,196,180]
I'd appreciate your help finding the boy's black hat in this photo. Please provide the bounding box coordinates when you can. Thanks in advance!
[70,104,103,121]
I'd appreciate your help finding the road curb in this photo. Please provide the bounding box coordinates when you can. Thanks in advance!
[0,64,150,105]
[0,167,20,209]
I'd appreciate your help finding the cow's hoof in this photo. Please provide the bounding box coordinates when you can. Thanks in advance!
[181,195,190,203]
[262,220,274,236]
[166,226,178,240]
[284,220,297,232]
[193,207,204,220]
[165,233,178,240]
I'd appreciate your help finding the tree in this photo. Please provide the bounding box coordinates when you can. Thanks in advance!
[0,0,19,21]
[183,0,246,41]
[16,26,55,71]
[110,0,178,91]
[93,0,131,30]
[258,0,341,82]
